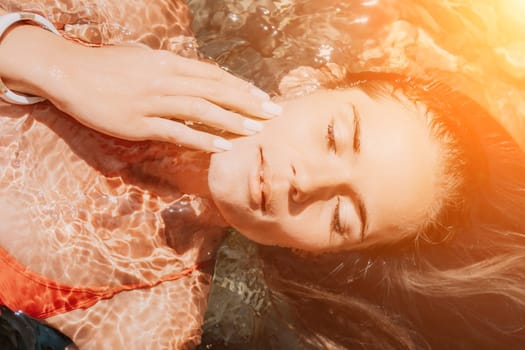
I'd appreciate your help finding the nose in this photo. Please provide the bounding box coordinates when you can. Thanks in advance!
[290,163,348,203]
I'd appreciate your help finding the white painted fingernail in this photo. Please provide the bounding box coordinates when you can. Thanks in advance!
[243,119,264,133]
[213,138,233,151]
[262,101,283,117]
[251,87,270,100]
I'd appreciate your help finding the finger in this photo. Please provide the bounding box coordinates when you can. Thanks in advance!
[169,55,268,97]
[157,77,283,119]
[143,117,233,152]
[148,96,264,136]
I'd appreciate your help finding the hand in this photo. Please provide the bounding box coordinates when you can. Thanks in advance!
[2,26,282,152]
[49,44,284,152]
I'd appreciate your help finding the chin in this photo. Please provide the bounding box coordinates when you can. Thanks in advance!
[208,135,268,240]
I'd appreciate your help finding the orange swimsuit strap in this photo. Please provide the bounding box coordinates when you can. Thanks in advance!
[0,246,203,319]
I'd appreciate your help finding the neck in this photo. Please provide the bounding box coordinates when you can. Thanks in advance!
[171,152,212,197]
[167,150,228,227]
[135,147,228,228]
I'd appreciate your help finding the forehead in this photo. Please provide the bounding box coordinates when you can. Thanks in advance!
[348,88,444,242]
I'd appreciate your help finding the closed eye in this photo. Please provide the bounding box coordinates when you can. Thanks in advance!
[327,118,337,153]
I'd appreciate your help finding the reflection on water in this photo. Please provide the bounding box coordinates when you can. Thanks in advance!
[0,2,212,349]
[189,0,525,149]
[0,0,523,348]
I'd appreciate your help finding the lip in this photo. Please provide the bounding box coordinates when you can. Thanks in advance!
[249,146,268,213]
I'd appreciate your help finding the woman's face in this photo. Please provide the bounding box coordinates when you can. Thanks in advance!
[208,88,445,251]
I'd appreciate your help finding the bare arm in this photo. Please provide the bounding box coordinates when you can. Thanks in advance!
[0,2,281,151]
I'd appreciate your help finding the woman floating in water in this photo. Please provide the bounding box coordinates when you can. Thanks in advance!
[1,1,525,349]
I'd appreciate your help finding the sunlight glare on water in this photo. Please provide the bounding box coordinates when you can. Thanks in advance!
[189,0,525,150]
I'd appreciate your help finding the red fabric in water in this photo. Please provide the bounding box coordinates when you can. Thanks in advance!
[0,246,200,319]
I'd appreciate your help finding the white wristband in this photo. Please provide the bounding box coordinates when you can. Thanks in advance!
[0,12,60,105]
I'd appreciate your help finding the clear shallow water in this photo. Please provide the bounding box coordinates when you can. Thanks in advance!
[189,0,525,149]
[0,2,213,348]
[0,0,524,348]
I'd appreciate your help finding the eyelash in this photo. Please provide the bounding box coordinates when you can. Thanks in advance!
[352,105,361,153]
[328,121,343,239]
[327,119,337,153]
[331,196,343,237]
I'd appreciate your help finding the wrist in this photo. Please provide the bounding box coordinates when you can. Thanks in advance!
[0,24,71,99]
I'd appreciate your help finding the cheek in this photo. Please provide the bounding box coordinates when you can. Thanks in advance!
[261,98,325,142]
[227,216,278,246]
[270,202,333,249]
[223,202,332,250]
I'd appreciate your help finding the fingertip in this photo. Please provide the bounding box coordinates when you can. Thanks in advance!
[212,137,233,152]
[243,119,264,134]
[261,101,283,118]
[250,86,270,101]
